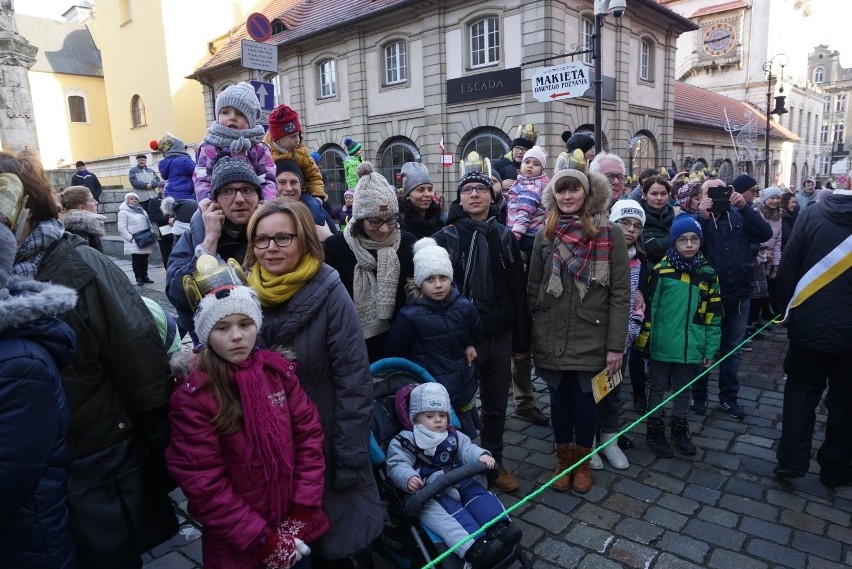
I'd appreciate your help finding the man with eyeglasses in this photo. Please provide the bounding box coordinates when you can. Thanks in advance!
[689,178,772,419]
[167,157,262,344]
[590,152,628,207]
[432,164,529,493]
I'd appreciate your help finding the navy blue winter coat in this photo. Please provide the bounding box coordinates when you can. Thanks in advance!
[695,205,772,302]
[158,151,196,200]
[1,313,77,568]
[384,286,483,408]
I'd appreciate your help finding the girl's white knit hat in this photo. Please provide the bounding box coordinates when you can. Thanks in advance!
[413,237,453,288]
[194,285,263,344]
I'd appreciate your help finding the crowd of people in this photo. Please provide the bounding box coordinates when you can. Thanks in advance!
[2,84,851,569]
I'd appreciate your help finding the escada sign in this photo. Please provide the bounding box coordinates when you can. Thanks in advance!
[447,67,522,104]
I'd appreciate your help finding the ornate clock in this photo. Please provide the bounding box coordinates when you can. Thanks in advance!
[703,22,736,57]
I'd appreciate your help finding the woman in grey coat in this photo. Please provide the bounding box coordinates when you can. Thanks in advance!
[245,200,383,567]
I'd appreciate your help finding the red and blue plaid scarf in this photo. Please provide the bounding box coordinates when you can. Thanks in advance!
[547,213,613,299]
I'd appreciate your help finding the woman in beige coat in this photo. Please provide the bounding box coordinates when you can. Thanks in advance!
[527,169,630,493]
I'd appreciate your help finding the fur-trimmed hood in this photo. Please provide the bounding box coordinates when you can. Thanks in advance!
[62,208,107,237]
[542,168,611,218]
[0,277,78,334]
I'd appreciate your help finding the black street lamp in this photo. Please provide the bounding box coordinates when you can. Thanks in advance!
[593,0,626,153]
[763,54,788,188]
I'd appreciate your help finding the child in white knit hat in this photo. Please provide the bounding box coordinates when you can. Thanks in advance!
[384,237,483,437]
[166,261,328,569]
[386,382,521,568]
[507,145,550,253]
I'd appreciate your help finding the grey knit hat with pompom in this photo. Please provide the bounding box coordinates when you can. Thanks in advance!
[352,162,399,220]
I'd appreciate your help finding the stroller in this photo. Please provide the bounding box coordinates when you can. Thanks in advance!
[369,358,533,569]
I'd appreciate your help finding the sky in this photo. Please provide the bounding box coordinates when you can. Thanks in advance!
[12,0,852,67]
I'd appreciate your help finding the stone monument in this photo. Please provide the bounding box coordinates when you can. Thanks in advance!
[0,0,39,153]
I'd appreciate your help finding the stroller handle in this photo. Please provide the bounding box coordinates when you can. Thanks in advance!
[404,462,489,517]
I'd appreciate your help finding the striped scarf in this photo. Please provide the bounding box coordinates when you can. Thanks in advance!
[665,246,703,274]
[547,213,612,300]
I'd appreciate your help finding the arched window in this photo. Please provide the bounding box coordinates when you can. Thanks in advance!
[131,94,146,128]
[639,38,654,81]
[318,144,347,207]
[378,136,420,188]
[271,19,286,35]
[67,95,87,123]
[469,16,500,68]
[458,126,511,163]
[814,67,824,83]
[628,131,658,176]
[789,163,798,188]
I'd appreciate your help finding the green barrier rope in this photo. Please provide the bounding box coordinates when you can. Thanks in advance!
[419,315,781,569]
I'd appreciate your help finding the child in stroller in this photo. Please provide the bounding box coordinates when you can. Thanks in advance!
[386,382,522,568]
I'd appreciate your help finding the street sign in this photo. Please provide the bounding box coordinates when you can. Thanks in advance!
[241,39,277,73]
[531,61,590,103]
[246,12,272,42]
[441,153,454,167]
[250,80,275,110]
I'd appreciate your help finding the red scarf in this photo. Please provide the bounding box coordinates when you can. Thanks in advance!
[547,213,613,299]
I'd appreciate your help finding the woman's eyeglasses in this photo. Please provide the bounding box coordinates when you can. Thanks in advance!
[617,219,643,232]
[365,216,399,228]
[254,233,297,249]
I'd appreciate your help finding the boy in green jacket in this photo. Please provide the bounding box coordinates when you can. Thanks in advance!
[636,214,722,458]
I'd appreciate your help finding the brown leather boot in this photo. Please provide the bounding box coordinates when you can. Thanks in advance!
[552,443,574,492]
[572,446,593,493]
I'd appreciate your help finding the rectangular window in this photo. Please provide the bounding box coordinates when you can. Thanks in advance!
[836,94,847,113]
[820,123,829,143]
[319,60,337,99]
[639,40,650,80]
[384,41,407,85]
[68,95,87,123]
[819,155,830,176]
[824,95,831,113]
[582,19,594,65]
[835,122,845,143]
[470,17,500,68]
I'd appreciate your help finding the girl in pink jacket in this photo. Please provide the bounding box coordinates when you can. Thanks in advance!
[166,281,328,569]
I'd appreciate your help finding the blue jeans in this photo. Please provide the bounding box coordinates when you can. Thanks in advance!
[692,297,750,404]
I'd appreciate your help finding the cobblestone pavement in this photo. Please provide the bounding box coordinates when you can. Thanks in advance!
[120,258,851,569]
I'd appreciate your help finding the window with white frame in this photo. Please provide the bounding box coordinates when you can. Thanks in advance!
[820,123,829,143]
[639,39,654,81]
[319,59,337,99]
[67,95,87,123]
[384,41,407,85]
[469,16,500,68]
[819,154,830,176]
[836,94,847,113]
[582,18,594,65]
[823,95,831,113]
[834,122,845,143]
[131,94,146,128]
[814,67,824,83]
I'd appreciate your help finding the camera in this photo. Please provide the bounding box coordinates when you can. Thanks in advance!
[609,0,626,18]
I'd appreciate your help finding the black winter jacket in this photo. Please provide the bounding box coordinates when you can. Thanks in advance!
[1,279,78,569]
[778,193,852,353]
[384,286,483,407]
[432,202,530,353]
[640,201,675,265]
[696,206,772,302]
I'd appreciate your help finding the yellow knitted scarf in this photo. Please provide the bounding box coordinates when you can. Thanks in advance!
[247,254,321,308]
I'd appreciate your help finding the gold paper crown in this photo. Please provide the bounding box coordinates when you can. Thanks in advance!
[0,173,29,238]
[182,254,248,312]
[459,151,492,179]
[687,169,706,186]
[658,167,669,178]
[514,123,539,144]
[554,148,588,175]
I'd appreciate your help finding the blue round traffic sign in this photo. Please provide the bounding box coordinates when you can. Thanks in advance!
[246,12,272,42]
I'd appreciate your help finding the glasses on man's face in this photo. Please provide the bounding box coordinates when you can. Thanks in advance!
[254,233,297,249]
[617,219,643,232]
[676,236,701,246]
[365,216,399,228]
[604,173,626,183]
[218,186,257,199]
[460,184,490,195]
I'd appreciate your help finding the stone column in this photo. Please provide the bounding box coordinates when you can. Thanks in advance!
[0,0,39,153]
